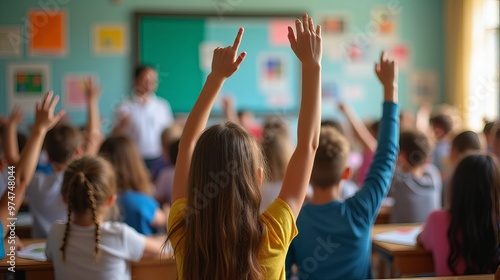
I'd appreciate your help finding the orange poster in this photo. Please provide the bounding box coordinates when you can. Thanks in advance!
[28,10,67,56]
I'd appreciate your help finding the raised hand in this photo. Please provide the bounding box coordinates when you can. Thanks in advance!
[287,14,322,65]
[8,106,23,125]
[34,91,65,132]
[211,28,246,79]
[375,52,398,88]
[84,77,101,102]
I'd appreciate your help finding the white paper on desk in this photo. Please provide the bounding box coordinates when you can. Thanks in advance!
[17,242,47,261]
[373,226,422,246]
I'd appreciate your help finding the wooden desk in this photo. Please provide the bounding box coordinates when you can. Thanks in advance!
[0,239,177,280]
[372,223,434,278]
[375,205,392,225]
[395,274,494,280]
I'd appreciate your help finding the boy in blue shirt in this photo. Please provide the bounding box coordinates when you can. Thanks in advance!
[286,52,399,280]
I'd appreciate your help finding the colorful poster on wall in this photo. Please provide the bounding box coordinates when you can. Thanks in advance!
[371,7,398,36]
[63,74,98,108]
[322,16,347,36]
[0,26,22,57]
[93,24,127,55]
[269,20,294,46]
[28,10,67,56]
[7,63,50,113]
[410,71,438,105]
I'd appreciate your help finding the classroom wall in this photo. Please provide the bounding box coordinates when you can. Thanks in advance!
[0,0,444,132]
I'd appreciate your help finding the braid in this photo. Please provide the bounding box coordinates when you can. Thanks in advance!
[87,186,101,261]
[60,201,72,262]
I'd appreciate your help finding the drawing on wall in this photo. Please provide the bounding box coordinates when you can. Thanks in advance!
[371,7,398,36]
[258,53,291,106]
[63,74,97,108]
[269,19,295,46]
[28,10,67,56]
[322,16,347,35]
[0,26,22,57]
[7,63,50,113]
[410,71,438,105]
[391,44,410,69]
[93,24,127,55]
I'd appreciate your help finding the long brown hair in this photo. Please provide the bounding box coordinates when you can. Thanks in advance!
[60,156,117,262]
[98,135,153,195]
[168,121,265,280]
[261,116,292,182]
[447,153,500,274]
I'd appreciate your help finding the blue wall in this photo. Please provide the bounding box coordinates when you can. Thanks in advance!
[0,0,444,132]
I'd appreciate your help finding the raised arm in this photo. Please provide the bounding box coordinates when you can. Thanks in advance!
[339,102,377,153]
[3,107,23,165]
[82,78,102,156]
[221,96,238,122]
[278,14,322,217]
[171,28,246,201]
[347,52,399,225]
[0,92,64,236]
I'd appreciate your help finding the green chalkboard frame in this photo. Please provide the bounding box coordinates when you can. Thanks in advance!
[133,11,303,115]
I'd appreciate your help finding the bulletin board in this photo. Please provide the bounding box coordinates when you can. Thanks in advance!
[134,12,301,114]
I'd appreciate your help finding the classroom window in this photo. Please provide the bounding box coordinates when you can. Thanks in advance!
[468,0,499,129]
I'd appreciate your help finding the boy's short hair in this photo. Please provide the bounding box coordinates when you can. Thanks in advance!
[321,119,344,134]
[161,124,182,152]
[44,124,83,165]
[429,114,454,135]
[451,131,481,154]
[310,126,350,188]
[399,130,433,167]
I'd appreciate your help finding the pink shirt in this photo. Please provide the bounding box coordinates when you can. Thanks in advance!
[419,210,466,276]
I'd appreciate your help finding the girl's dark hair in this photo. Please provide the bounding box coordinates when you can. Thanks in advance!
[167,121,265,280]
[60,156,117,262]
[447,153,500,274]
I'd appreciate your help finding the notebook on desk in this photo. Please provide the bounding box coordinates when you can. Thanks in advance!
[373,226,422,246]
[17,242,47,262]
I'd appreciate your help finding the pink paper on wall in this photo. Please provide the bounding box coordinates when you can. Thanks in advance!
[64,75,96,108]
[269,20,294,46]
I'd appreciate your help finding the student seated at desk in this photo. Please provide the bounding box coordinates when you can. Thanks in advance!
[417,153,500,276]
[46,156,166,280]
[286,52,399,280]
[0,92,65,259]
[388,130,442,223]
[4,79,103,238]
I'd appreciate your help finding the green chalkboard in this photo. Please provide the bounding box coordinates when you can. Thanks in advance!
[134,12,301,115]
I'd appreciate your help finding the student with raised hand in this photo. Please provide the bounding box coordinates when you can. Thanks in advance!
[417,153,500,276]
[286,52,399,280]
[167,14,321,280]
[5,78,102,238]
[0,92,64,257]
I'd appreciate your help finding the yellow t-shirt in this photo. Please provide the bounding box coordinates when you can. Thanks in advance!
[167,197,297,279]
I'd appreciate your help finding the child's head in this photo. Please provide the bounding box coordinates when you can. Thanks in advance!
[320,119,344,134]
[237,109,254,128]
[447,153,500,274]
[170,121,265,279]
[429,114,453,140]
[60,156,117,261]
[262,116,292,182]
[449,131,481,165]
[310,126,350,189]
[398,130,433,169]
[134,65,158,94]
[44,124,83,167]
[98,135,152,195]
[369,120,380,138]
[168,138,180,166]
[482,120,495,148]
[161,124,183,161]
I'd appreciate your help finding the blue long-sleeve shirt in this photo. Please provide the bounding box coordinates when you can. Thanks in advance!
[286,102,399,280]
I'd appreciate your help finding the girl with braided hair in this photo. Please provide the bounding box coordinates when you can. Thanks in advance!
[45,156,167,280]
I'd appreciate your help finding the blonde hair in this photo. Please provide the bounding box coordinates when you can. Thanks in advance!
[168,121,265,280]
[60,156,116,262]
[261,116,292,182]
[98,135,153,195]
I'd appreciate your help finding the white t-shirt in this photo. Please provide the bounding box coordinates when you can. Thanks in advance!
[46,221,146,280]
[26,172,67,238]
[116,94,173,159]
